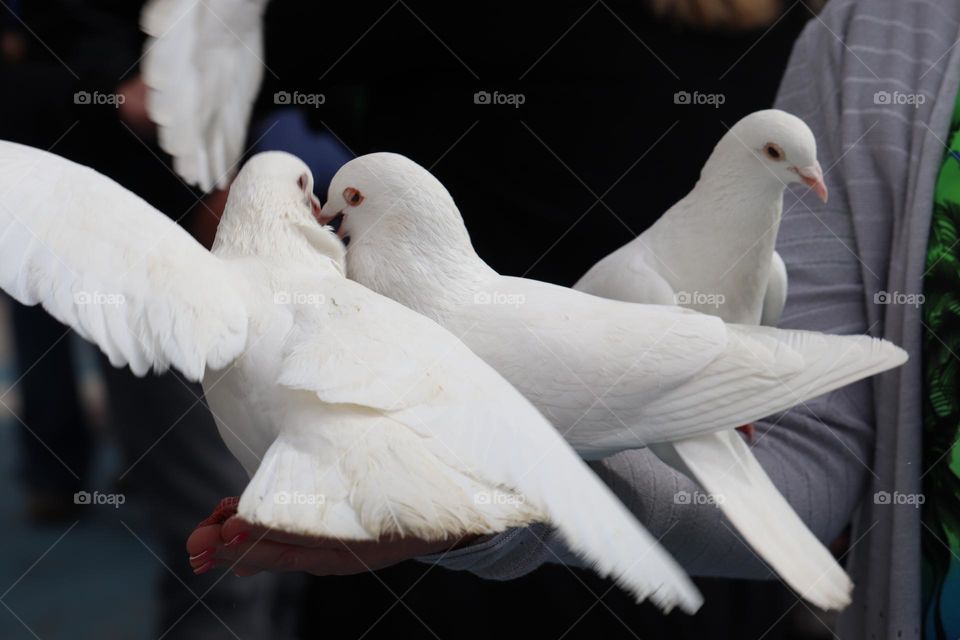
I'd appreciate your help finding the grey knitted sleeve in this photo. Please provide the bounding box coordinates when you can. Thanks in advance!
[421,12,876,581]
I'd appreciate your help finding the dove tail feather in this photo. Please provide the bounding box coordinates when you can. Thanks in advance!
[654,432,853,610]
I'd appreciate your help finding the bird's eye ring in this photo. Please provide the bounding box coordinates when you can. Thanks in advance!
[763,143,784,161]
[297,174,308,191]
[344,187,364,206]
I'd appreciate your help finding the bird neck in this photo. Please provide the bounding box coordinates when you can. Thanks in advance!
[640,147,786,324]
[678,143,787,230]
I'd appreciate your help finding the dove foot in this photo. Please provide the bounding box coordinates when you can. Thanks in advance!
[197,496,240,527]
[736,424,756,442]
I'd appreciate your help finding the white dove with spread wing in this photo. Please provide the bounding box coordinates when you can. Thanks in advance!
[0,142,704,614]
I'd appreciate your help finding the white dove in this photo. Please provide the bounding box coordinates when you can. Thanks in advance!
[0,142,706,614]
[141,0,269,191]
[575,109,826,324]
[574,109,853,612]
[320,151,906,611]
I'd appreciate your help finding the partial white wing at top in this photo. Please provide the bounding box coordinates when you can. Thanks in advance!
[0,141,249,381]
[142,0,269,191]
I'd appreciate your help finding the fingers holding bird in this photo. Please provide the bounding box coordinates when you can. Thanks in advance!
[186,513,472,577]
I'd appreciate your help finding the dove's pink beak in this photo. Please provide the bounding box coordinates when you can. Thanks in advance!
[317,205,348,238]
[309,194,324,224]
[793,164,828,203]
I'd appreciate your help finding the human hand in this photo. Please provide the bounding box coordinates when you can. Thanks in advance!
[187,500,479,577]
[117,75,156,138]
[647,0,782,30]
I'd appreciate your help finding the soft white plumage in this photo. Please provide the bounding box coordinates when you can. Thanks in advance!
[322,151,906,611]
[0,141,705,614]
[141,0,268,191]
[575,109,856,611]
[576,110,825,325]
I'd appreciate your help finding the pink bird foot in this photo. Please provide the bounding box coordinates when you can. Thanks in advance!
[736,424,756,442]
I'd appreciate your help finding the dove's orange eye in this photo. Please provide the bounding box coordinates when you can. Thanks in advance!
[344,187,364,206]
[763,143,784,161]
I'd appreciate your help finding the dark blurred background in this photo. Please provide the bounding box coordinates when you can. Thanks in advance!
[0,1,834,638]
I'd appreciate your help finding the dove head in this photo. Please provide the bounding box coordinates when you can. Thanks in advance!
[214,151,344,267]
[320,152,485,298]
[706,109,827,203]
[227,151,324,224]
[322,152,476,249]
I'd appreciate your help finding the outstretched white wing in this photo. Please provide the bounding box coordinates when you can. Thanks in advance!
[0,141,249,380]
[459,276,905,456]
[241,275,703,614]
[142,0,268,191]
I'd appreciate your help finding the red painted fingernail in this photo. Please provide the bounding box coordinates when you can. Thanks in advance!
[193,560,214,575]
[189,547,215,562]
[225,532,249,548]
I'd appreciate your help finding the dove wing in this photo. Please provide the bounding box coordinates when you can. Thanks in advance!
[142,0,267,190]
[0,141,248,381]
[239,277,703,614]
[761,250,788,326]
[574,247,677,306]
[456,275,904,456]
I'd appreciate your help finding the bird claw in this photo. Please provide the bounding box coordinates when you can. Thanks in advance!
[736,424,756,442]
[197,496,240,527]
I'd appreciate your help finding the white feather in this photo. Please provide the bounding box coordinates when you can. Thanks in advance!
[0,141,248,381]
[141,0,268,190]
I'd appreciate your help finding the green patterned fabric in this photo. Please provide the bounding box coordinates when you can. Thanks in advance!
[921,87,960,640]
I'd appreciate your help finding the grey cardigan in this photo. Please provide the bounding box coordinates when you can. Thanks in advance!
[426,1,958,637]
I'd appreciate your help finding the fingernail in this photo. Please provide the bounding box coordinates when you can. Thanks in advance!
[225,532,249,548]
[189,547,215,562]
[193,560,214,575]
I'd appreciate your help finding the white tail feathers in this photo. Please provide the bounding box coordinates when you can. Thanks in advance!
[659,432,852,610]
